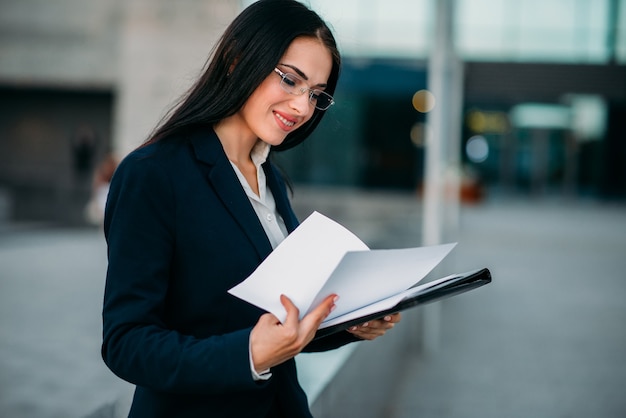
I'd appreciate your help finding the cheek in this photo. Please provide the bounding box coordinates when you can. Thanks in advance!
[254,79,281,106]
[302,109,317,125]
[301,116,313,129]
[242,95,271,125]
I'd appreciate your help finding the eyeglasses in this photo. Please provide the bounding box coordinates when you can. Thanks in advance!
[273,67,335,111]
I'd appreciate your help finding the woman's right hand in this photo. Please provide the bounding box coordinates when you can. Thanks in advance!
[249,294,337,373]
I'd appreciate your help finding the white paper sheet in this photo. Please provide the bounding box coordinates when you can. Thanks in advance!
[228,211,456,324]
[309,244,456,321]
[318,273,459,329]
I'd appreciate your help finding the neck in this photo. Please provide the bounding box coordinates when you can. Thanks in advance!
[213,116,258,165]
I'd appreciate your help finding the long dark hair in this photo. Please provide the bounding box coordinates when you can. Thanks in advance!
[145,0,341,152]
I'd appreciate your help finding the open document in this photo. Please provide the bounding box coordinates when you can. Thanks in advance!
[228,211,490,335]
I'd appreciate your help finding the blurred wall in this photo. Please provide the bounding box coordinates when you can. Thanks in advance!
[113,0,239,157]
[0,88,113,223]
[0,0,120,86]
[0,0,121,224]
[0,0,239,224]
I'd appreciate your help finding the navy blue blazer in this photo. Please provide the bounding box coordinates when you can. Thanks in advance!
[102,126,357,418]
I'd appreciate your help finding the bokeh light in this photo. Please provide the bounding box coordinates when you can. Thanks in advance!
[410,122,433,147]
[465,135,489,163]
[412,89,436,113]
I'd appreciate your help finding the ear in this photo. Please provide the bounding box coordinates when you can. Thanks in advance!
[228,57,239,77]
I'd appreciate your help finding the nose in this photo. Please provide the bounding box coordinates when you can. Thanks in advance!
[289,90,312,115]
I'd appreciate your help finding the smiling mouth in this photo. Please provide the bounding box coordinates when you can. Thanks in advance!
[275,112,296,128]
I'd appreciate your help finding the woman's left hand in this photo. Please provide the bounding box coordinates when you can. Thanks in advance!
[346,313,401,340]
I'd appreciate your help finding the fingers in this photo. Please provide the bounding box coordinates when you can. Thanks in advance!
[347,322,391,340]
[299,294,337,335]
[280,294,300,328]
[347,313,402,340]
[280,293,338,344]
[383,312,402,324]
[308,294,338,322]
[349,312,402,330]
[251,294,339,372]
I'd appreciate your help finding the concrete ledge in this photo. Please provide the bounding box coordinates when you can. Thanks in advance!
[310,309,423,418]
[84,310,424,418]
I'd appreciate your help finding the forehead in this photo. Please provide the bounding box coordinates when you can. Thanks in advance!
[279,37,333,84]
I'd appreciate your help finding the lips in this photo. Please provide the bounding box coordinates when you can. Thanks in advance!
[274,111,297,129]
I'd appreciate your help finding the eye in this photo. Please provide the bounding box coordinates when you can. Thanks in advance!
[282,74,298,88]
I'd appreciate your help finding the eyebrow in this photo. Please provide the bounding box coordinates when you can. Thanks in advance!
[280,63,328,88]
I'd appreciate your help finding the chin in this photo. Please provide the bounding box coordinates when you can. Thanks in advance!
[261,135,289,147]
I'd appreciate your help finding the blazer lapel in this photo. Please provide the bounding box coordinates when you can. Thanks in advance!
[189,128,273,259]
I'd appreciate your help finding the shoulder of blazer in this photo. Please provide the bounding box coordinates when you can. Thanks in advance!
[187,126,226,167]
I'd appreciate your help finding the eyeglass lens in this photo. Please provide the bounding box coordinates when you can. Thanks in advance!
[280,73,334,110]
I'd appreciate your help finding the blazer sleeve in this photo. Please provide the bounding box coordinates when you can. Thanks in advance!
[101,153,266,395]
[304,330,361,352]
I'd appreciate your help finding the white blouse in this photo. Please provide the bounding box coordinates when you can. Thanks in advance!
[229,141,288,250]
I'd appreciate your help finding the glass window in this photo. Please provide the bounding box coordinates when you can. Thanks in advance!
[240,0,624,63]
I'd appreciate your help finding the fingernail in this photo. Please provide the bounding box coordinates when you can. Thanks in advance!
[362,322,368,327]
[333,295,340,303]
[350,326,357,331]
[384,316,391,321]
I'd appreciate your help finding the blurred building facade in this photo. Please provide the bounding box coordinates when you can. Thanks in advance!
[1,0,625,224]
[277,0,626,201]
[0,0,240,224]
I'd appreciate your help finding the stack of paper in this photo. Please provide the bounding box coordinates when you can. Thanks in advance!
[228,211,457,328]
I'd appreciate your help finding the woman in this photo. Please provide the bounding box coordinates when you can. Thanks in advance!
[102,1,400,417]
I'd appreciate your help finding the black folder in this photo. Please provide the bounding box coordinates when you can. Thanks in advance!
[314,267,491,340]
